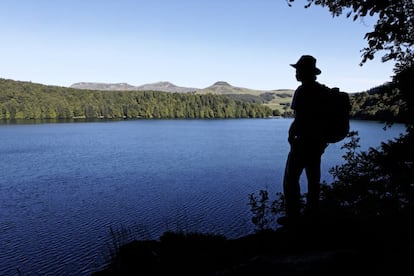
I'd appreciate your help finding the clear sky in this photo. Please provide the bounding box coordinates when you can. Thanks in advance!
[0,0,396,92]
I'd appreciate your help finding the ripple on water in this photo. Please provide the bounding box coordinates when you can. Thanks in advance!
[0,119,405,275]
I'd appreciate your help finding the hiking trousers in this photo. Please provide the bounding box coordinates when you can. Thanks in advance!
[283,138,328,218]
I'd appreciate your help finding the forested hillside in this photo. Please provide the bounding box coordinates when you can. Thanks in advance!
[350,82,409,123]
[0,78,272,120]
[0,78,407,122]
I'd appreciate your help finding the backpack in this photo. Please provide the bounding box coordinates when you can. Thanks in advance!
[321,86,351,143]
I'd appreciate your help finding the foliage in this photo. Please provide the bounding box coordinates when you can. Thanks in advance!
[106,225,138,261]
[392,65,414,127]
[248,190,288,232]
[0,78,273,120]
[350,82,409,123]
[288,0,414,68]
[105,223,154,263]
[248,128,414,230]
[322,130,414,217]
[225,93,265,104]
[351,65,413,127]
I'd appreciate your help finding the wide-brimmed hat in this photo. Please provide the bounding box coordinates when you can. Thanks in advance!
[290,55,321,75]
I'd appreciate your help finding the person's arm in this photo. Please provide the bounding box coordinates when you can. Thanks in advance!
[288,115,298,144]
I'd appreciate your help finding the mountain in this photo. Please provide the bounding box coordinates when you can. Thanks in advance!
[70,81,197,93]
[70,82,137,91]
[196,81,273,95]
[135,81,197,93]
[69,80,292,96]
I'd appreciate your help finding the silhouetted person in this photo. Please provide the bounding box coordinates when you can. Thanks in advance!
[280,55,329,224]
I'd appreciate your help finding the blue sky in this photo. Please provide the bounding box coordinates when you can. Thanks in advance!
[0,0,395,92]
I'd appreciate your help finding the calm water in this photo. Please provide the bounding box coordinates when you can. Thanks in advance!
[0,119,405,275]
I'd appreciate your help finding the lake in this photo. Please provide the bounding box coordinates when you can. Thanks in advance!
[0,119,406,275]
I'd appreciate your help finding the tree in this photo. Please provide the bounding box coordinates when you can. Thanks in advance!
[288,0,414,69]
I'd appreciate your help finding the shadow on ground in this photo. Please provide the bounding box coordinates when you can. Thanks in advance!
[93,214,413,275]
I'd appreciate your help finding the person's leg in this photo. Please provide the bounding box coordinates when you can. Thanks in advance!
[304,159,321,215]
[304,143,327,216]
[283,147,304,219]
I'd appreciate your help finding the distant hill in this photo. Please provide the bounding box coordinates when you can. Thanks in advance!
[69,80,295,116]
[70,81,197,93]
[135,81,197,93]
[70,82,137,91]
[69,80,292,96]
[195,81,268,95]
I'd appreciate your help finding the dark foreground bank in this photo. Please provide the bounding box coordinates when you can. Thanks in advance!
[92,213,413,276]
